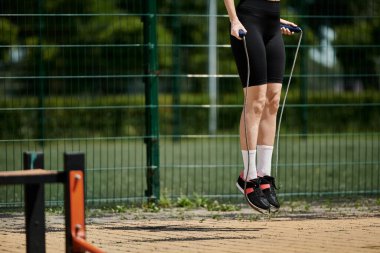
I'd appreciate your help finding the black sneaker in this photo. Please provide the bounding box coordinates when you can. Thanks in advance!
[236,172,270,213]
[260,175,280,210]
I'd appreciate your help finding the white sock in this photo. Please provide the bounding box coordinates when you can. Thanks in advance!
[241,150,257,181]
[256,145,274,177]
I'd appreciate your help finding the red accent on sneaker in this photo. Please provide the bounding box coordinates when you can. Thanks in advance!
[245,188,254,194]
[260,184,270,190]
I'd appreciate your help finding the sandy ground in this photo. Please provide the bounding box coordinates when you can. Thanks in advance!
[1,202,380,253]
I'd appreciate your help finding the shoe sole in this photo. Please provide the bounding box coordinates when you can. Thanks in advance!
[236,182,268,214]
[269,206,279,213]
[262,192,280,212]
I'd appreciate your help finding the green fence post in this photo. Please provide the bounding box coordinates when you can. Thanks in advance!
[143,0,160,202]
[300,2,308,137]
[172,1,181,141]
[38,0,45,147]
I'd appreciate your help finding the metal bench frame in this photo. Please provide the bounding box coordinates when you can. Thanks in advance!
[0,152,104,253]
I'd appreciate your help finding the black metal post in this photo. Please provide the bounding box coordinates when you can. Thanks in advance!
[23,152,45,253]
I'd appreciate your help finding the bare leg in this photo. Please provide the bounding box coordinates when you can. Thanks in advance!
[257,83,282,146]
[256,83,282,177]
[240,85,267,150]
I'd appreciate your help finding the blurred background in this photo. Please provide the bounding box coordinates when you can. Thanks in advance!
[0,0,379,207]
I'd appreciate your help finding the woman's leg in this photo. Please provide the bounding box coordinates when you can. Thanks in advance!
[257,83,282,177]
[236,84,272,212]
[239,85,267,181]
[257,83,282,146]
[255,82,282,210]
[240,85,268,150]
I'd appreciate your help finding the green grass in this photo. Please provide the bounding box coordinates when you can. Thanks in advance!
[0,133,379,207]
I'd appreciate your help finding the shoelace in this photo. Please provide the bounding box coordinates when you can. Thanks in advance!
[250,178,261,188]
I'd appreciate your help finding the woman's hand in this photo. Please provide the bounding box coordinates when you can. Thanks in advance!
[231,20,247,40]
[280,18,298,36]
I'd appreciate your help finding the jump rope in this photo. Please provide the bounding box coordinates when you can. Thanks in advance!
[238,24,303,212]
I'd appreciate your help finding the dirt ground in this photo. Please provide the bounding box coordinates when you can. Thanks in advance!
[1,201,380,253]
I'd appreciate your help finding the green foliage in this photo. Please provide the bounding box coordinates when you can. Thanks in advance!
[193,194,209,208]
[143,202,160,213]
[46,206,64,215]
[206,200,240,212]
[109,205,129,213]
[0,0,172,94]
[0,18,18,45]
[1,0,379,94]
[159,189,173,208]
[176,195,194,208]
[171,195,239,212]
[287,0,380,90]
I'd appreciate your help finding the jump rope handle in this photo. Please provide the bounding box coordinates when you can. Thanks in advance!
[280,23,302,33]
[238,29,247,38]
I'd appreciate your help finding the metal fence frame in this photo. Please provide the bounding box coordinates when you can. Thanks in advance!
[0,0,379,207]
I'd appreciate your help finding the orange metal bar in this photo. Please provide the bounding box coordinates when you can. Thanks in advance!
[69,170,86,252]
[72,237,106,253]
[69,170,105,253]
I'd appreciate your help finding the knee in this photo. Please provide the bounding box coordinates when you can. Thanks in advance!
[266,91,281,113]
[248,97,266,115]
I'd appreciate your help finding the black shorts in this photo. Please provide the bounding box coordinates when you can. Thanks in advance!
[230,0,285,87]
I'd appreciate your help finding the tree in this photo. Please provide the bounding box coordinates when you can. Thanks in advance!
[288,0,380,90]
[0,0,172,95]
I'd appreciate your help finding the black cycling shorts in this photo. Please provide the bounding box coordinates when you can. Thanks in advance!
[230,0,285,87]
